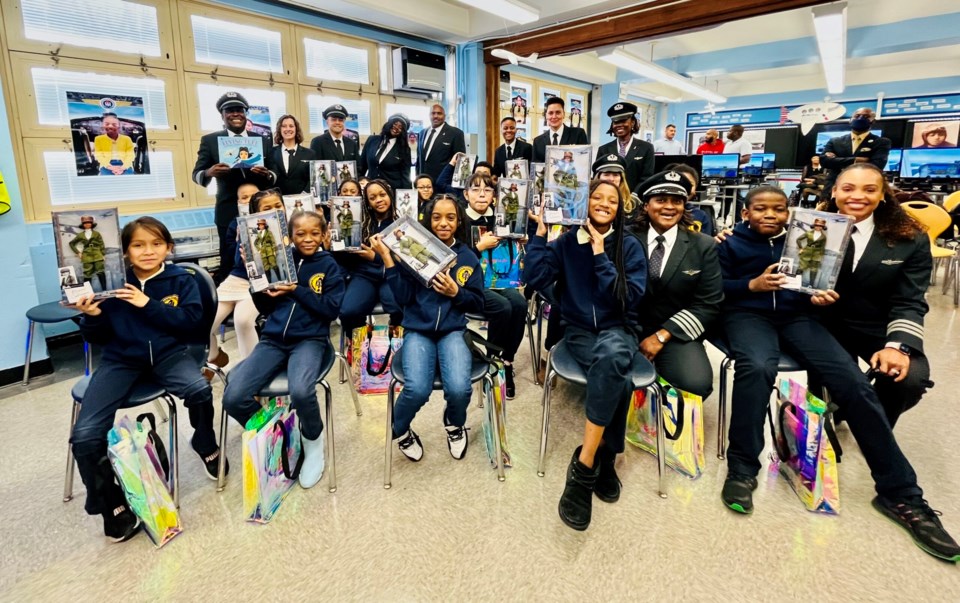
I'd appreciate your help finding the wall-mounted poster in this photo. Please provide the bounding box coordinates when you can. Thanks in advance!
[247,105,272,139]
[66,91,149,177]
[510,82,531,125]
[539,86,561,133]
[911,121,959,148]
[566,93,585,129]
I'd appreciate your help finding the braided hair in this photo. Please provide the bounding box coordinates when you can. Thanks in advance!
[588,179,631,314]
[361,179,397,240]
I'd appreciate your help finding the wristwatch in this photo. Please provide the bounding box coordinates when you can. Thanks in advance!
[655,331,668,344]
[886,341,911,357]
[896,343,911,357]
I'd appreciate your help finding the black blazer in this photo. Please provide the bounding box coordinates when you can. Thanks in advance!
[821,132,891,190]
[271,145,317,195]
[597,138,656,191]
[359,135,412,191]
[824,229,931,353]
[309,132,360,162]
[493,139,533,178]
[191,130,276,230]
[532,126,589,162]
[418,123,466,180]
[636,226,724,341]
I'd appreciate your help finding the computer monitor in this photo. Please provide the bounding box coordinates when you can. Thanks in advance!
[899,148,960,180]
[814,129,882,154]
[701,154,740,180]
[742,153,776,177]
[654,154,703,175]
[884,149,902,174]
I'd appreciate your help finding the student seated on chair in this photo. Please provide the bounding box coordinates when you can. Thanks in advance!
[524,179,647,532]
[821,164,933,428]
[717,185,959,562]
[222,211,344,490]
[71,217,223,543]
[633,170,723,398]
[369,195,484,463]
[462,172,527,399]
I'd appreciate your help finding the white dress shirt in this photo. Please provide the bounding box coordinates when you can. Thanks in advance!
[281,143,298,172]
[850,214,875,271]
[423,125,443,159]
[547,125,565,146]
[654,138,685,155]
[647,224,680,277]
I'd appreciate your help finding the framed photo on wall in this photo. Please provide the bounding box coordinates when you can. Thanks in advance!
[566,92,585,129]
[538,85,561,135]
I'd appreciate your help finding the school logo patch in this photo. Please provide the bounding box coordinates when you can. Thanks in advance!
[161,294,179,307]
[309,272,325,293]
[455,266,473,286]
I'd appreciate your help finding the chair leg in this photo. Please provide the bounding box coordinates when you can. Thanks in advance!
[217,403,230,492]
[384,378,396,489]
[486,374,506,482]
[166,396,180,509]
[338,327,348,384]
[22,320,36,385]
[476,379,484,409]
[63,401,81,502]
[534,303,545,384]
[526,300,540,386]
[336,352,361,416]
[653,383,668,499]
[154,399,170,423]
[321,379,337,493]
[537,348,555,477]
[83,342,92,376]
[931,257,940,286]
[954,256,959,307]
[717,357,731,460]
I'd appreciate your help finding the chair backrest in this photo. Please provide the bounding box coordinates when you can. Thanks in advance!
[174,262,218,346]
[943,191,960,214]
[901,201,952,245]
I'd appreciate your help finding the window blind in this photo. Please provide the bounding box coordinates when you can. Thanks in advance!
[21,0,161,57]
[45,151,176,205]
[307,95,371,135]
[191,15,283,74]
[303,39,369,85]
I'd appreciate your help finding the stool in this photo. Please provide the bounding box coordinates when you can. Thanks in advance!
[24,301,91,385]
[537,341,668,497]
[65,377,179,506]
[709,338,803,460]
[217,340,345,493]
[384,346,501,488]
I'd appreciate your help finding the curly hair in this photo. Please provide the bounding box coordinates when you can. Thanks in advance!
[361,179,396,240]
[825,163,922,245]
[273,114,303,145]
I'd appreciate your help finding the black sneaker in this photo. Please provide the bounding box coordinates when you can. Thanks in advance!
[196,447,229,481]
[103,504,141,543]
[721,473,758,514]
[873,496,960,562]
[504,364,516,400]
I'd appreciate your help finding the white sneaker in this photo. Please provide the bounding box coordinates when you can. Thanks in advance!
[445,425,468,460]
[395,429,423,462]
[298,431,325,489]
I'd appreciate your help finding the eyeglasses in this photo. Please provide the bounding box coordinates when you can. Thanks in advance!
[469,187,495,195]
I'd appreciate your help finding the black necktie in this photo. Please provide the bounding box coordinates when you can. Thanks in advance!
[423,129,436,158]
[286,149,295,157]
[649,235,666,279]
[845,225,859,273]
[552,133,559,146]
[334,139,343,160]
[506,145,513,160]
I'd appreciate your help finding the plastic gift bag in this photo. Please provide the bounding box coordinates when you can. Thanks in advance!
[480,241,524,290]
[107,414,181,547]
[242,399,303,524]
[625,377,705,479]
[771,378,840,514]
[350,324,402,396]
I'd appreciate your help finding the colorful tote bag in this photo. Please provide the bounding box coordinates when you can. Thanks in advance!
[480,240,523,290]
[772,378,840,514]
[242,400,303,523]
[107,414,181,547]
[482,361,512,469]
[625,377,706,479]
[350,324,403,396]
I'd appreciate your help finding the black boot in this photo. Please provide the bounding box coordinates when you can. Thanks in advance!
[95,458,141,543]
[558,446,599,531]
[594,445,621,503]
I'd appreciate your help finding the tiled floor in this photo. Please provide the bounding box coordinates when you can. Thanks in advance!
[1,294,958,601]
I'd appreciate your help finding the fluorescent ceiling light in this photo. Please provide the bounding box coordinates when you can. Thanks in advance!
[455,0,539,25]
[812,2,847,94]
[620,83,681,104]
[601,49,727,104]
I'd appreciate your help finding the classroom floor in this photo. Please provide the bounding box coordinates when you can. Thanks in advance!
[1,291,959,601]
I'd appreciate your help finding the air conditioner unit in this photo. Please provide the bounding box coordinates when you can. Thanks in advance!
[393,47,445,93]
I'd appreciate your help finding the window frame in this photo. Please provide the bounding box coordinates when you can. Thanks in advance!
[295,26,378,95]
[183,72,297,139]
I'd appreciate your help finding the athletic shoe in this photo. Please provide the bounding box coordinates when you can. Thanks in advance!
[873,496,960,562]
[103,504,141,543]
[445,425,469,460]
[504,364,516,400]
[196,447,229,481]
[395,429,423,462]
[721,473,758,514]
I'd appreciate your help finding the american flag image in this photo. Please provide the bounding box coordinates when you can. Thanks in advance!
[780,106,789,124]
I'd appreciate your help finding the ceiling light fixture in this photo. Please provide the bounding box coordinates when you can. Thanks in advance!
[811,2,847,94]
[600,48,727,104]
[456,0,539,25]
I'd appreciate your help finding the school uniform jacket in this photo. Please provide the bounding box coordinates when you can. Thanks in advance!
[531,127,589,163]
[492,139,534,178]
[820,132,891,190]
[418,123,467,181]
[271,145,317,195]
[636,226,723,341]
[253,248,345,343]
[824,229,931,353]
[385,240,484,334]
[309,132,360,162]
[79,264,204,364]
[597,138,656,192]
[358,135,412,191]
[524,227,646,332]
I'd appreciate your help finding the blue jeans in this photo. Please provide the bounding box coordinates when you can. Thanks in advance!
[391,330,473,437]
[340,275,402,332]
[222,338,330,439]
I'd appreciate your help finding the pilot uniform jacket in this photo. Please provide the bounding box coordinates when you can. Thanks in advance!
[493,139,534,178]
[271,145,317,195]
[820,132,891,190]
[309,132,360,163]
[532,126,589,163]
[418,123,466,181]
[597,138,656,192]
[359,135,412,191]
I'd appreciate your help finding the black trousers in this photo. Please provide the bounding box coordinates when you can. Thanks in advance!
[652,338,714,398]
[483,288,527,361]
[724,310,921,500]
